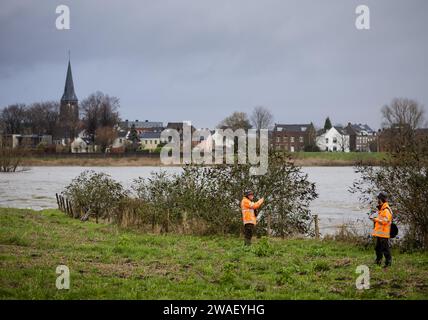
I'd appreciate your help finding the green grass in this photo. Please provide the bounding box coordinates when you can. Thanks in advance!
[291,152,387,162]
[0,208,427,300]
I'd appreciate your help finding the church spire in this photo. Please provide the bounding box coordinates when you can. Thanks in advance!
[61,57,78,103]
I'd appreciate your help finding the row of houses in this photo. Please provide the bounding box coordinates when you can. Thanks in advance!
[271,122,378,152]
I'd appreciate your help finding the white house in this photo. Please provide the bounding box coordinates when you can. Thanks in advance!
[316,126,350,152]
[196,129,236,153]
[71,137,95,153]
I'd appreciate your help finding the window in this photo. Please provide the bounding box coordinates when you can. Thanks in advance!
[325,138,329,143]
[299,136,304,143]
[290,137,295,143]
[333,138,337,143]
[283,136,288,142]
[276,137,280,143]
[154,140,158,145]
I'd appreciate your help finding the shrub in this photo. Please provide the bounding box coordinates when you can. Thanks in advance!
[0,147,25,172]
[131,152,318,236]
[63,170,126,223]
[351,133,428,250]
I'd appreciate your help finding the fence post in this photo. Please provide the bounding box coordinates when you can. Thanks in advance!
[55,193,60,210]
[61,196,66,213]
[65,199,70,216]
[314,214,320,239]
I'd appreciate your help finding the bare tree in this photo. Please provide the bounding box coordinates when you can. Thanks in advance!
[250,106,273,130]
[218,111,252,131]
[95,126,118,152]
[26,101,60,135]
[81,91,120,140]
[0,104,27,134]
[381,98,425,130]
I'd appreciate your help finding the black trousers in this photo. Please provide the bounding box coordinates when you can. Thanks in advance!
[244,223,255,245]
[375,237,392,266]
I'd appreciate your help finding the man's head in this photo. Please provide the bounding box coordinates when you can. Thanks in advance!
[377,191,388,205]
[244,190,254,200]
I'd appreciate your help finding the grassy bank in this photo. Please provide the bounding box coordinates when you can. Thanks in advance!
[1,208,427,299]
[19,152,387,167]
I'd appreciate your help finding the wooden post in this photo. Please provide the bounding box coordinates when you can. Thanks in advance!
[55,193,60,210]
[65,199,70,216]
[61,196,66,213]
[314,214,320,239]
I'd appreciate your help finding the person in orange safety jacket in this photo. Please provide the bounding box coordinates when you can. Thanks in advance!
[241,190,264,245]
[370,191,393,267]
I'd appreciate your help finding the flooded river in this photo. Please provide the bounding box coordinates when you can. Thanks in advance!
[0,166,371,234]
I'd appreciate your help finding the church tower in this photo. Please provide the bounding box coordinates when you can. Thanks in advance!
[59,58,79,141]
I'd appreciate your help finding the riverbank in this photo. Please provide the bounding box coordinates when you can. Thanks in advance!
[19,152,386,167]
[1,208,427,299]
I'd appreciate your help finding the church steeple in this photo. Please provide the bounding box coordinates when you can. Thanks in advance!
[59,55,79,141]
[61,59,78,103]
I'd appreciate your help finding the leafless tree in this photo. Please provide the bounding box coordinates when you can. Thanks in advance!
[26,101,59,135]
[81,91,120,140]
[250,106,274,130]
[381,98,425,130]
[0,104,27,134]
[218,111,252,131]
[95,126,118,152]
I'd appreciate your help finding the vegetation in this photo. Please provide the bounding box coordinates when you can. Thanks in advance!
[0,208,427,300]
[62,153,317,237]
[63,171,126,223]
[0,147,25,172]
[352,98,428,250]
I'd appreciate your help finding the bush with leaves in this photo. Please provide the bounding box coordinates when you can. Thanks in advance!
[132,152,318,236]
[63,170,126,223]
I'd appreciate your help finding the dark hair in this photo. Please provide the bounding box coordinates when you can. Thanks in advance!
[377,191,388,202]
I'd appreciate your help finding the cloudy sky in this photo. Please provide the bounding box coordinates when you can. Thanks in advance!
[1,0,427,129]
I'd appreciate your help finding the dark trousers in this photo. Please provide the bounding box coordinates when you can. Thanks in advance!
[375,237,392,266]
[244,223,255,245]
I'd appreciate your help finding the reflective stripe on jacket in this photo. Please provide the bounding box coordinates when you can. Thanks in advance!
[372,202,392,238]
[241,197,263,225]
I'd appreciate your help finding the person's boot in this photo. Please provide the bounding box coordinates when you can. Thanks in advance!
[375,259,382,266]
[384,259,392,268]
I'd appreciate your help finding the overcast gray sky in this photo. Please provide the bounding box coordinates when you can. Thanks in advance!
[0,0,427,129]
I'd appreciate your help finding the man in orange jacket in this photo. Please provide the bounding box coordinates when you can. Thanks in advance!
[241,190,264,245]
[370,191,393,267]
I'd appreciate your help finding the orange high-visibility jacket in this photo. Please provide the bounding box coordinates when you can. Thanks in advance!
[241,197,264,225]
[372,202,393,238]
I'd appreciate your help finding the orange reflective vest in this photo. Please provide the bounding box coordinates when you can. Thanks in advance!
[372,202,393,238]
[241,197,264,225]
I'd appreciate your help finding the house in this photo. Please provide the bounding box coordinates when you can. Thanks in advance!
[108,130,128,153]
[120,120,164,134]
[195,129,236,153]
[1,134,52,149]
[271,123,316,152]
[71,137,97,153]
[345,123,377,152]
[165,121,199,147]
[316,126,350,152]
[140,131,167,150]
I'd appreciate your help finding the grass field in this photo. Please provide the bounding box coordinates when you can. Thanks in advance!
[19,152,387,167]
[1,208,427,300]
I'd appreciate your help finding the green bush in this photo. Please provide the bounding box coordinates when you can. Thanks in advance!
[63,170,126,223]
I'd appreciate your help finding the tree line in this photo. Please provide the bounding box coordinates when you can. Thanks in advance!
[0,91,120,140]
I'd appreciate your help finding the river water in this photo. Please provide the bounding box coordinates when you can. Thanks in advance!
[0,166,371,234]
